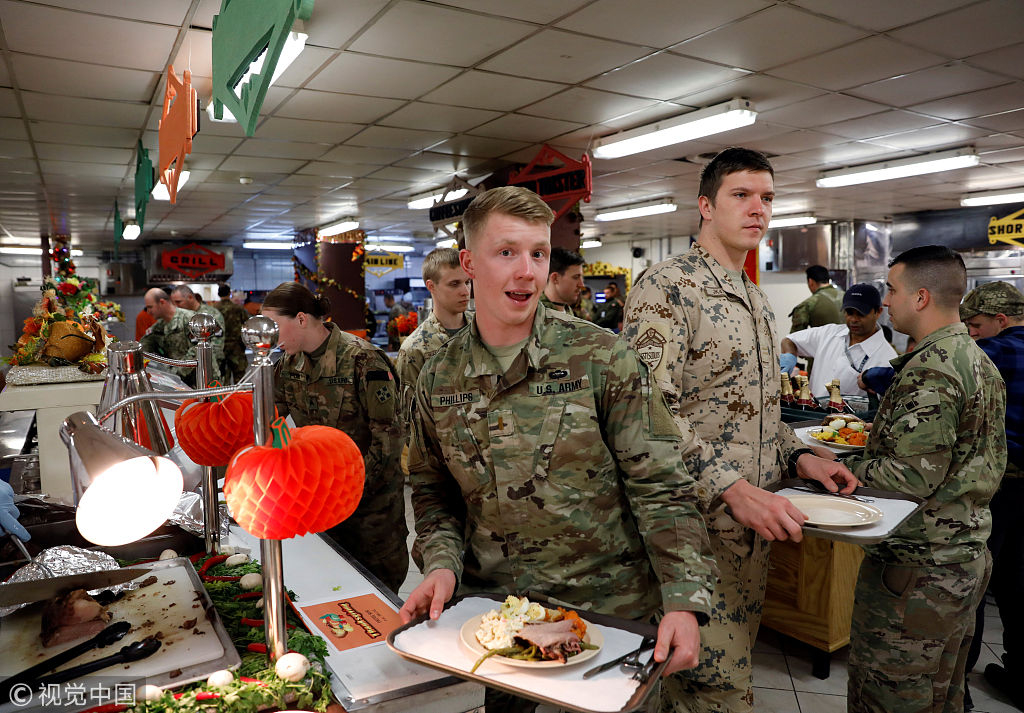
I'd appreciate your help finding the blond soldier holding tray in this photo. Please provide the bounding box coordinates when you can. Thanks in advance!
[623,147,858,713]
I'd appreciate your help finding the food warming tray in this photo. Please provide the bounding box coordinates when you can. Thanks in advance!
[388,593,667,713]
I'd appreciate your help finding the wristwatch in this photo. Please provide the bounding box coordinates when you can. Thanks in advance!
[787,448,814,478]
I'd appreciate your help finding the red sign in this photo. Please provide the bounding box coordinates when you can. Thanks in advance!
[509,145,592,221]
[160,243,226,278]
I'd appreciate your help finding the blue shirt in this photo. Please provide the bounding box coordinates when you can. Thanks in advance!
[976,325,1024,470]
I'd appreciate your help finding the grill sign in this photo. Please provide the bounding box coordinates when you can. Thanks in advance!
[160,243,227,278]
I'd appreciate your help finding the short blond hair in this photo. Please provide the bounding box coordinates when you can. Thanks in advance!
[462,186,554,250]
[422,247,462,283]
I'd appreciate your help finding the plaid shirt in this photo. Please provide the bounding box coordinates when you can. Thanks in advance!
[977,325,1024,473]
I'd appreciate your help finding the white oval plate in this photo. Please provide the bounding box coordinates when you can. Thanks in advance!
[459,614,603,669]
[804,427,866,451]
[784,494,884,527]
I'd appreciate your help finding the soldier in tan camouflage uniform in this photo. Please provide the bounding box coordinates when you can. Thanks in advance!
[539,246,585,315]
[844,246,1006,713]
[140,286,218,387]
[622,148,858,713]
[263,282,408,593]
[171,285,226,380]
[395,248,472,431]
[213,283,250,382]
[400,187,719,713]
[788,265,845,333]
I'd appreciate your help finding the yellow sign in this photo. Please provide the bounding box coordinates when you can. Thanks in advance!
[988,207,1024,249]
[364,252,404,277]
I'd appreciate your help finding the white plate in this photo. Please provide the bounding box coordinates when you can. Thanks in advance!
[802,426,866,451]
[459,613,604,669]
[783,494,884,527]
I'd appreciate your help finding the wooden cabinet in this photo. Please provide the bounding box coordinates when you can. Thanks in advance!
[761,536,864,677]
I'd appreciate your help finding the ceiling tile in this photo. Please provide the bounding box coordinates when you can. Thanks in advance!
[469,114,584,143]
[0,118,29,141]
[965,43,1024,81]
[379,102,503,133]
[889,0,1022,59]
[347,126,452,151]
[556,0,770,48]
[428,135,532,159]
[169,29,213,78]
[219,156,308,174]
[366,166,451,184]
[273,90,405,124]
[29,122,138,147]
[746,129,850,155]
[294,161,373,178]
[317,145,408,165]
[264,46,338,89]
[394,151,497,174]
[39,160,128,178]
[303,0,390,50]
[479,30,648,84]
[21,92,150,128]
[28,0,190,24]
[870,123,988,151]
[672,5,866,72]
[306,52,461,99]
[585,52,746,101]
[769,36,943,91]
[909,82,1024,121]
[848,63,1009,107]
[233,139,331,161]
[189,134,244,154]
[819,110,942,140]
[35,144,133,164]
[676,74,824,113]
[348,1,535,67]
[420,70,565,111]
[791,0,974,32]
[0,1,178,71]
[521,88,657,125]
[964,109,1024,134]
[0,140,33,159]
[11,54,159,101]
[759,94,886,129]
[426,0,589,24]
[255,117,363,144]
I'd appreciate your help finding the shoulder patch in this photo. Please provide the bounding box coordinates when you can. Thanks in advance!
[634,326,667,372]
[366,369,393,381]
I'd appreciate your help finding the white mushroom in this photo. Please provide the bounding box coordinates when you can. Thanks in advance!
[206,669,234,688]
[239,573,263,590]
[224,553,249,567]
[137,684,163,701]
[158,549,178,560]
[275,652,310,682]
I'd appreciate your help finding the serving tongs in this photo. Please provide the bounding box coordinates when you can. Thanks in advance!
[0,620,135,701]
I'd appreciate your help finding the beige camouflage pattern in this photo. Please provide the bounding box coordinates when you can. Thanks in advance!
[214,297,250,382]
[621,243,807,713]
[789,283,844,333]
[274,322,408,592]
[141,306,222,387]
[408,303,717,621]
[395,310,472,430]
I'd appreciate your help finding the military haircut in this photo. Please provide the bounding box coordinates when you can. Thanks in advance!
[171,284,195,299]
[698,147,774,206]
[549,247,585,276]
[218,283,231,298]
[264,281,331,318]
[421,247,462,283]
[462,186,554,250]
[889,244,967,309]
[805,265,830,283]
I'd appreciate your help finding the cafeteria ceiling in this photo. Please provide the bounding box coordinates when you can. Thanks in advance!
[0,0,1022,251]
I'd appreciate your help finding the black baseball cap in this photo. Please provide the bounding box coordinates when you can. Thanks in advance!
[843,283,882,315]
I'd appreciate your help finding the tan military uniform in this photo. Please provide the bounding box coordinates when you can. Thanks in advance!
[274,322,408,592]
[622,243,807,713]
[409,303,717,621]
[395,310,472,430]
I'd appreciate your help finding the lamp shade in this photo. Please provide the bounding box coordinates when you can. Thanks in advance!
[61,412,183,546]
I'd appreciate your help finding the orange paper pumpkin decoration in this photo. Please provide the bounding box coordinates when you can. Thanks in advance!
[224,417,365,540]
[174,383,264,466]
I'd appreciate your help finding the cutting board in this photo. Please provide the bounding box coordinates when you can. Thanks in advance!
[0,559,238,689]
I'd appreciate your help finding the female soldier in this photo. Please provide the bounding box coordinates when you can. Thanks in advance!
[262,282,408,592]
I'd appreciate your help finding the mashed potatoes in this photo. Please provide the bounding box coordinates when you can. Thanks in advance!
[475,596,550,650]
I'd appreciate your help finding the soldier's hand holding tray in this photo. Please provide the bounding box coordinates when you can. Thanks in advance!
[400,568,457,623]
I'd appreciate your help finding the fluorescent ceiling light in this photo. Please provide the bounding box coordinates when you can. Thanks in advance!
[768,214,817,229]
[365,243,415,253]
[593,98,757,159]
[233,30,307,102]
[365,235,414,243]
[1,246,83,256]
[243,241,293,250]
[122,222,141,241]
[961,188,1024,207]
[151,170,190,201]
[581,239,603,249]
[435,238,457,249]
[319,219,359,237]
[595,199,676,222]
[817,148,980,188]
[408,187,467,210]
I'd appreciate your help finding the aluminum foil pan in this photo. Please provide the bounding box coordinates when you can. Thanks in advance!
[169,491,230,541]
[0,545,140,617]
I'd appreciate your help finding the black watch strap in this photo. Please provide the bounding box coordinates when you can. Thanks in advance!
[787,448,814,478]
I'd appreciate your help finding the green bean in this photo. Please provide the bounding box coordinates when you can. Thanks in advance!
[470,646,524,673]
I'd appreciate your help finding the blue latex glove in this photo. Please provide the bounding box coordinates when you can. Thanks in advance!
[779,353,798,373]
[861,366,896,396]
[0,480,30,541]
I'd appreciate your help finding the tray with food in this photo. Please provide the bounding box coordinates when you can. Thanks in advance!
[387,593,667,713]
[767,478,927,545]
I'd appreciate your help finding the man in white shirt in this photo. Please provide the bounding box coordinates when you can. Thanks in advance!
[780,283,897,398]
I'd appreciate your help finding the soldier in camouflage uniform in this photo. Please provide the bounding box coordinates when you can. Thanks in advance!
[395,248,472,431]
[622,148,858,713]
[171,285,226,380]
[140,287,220,387]
[539,246,585,315]
[263,282,408,593]
[400,187,719,713]
[213,283,250,383]
[844,246,1006,713]
[788,264,845,333]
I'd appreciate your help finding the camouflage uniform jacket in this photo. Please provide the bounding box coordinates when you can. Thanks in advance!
[408,303,717,620]
[273,323,408,577]
[141,307,222,386]
[621,243,807,559]
[214,298,249,378]
[788,284,844,333]
[539,293,572,314]
[395,310,473,429]
[846,323,1006,566]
